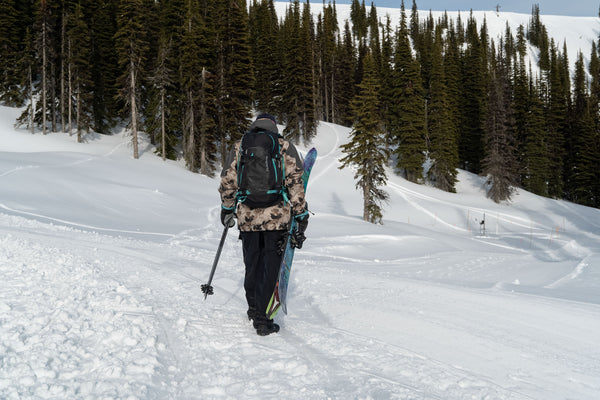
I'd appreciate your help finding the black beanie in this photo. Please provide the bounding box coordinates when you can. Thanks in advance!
[256,113,277,124]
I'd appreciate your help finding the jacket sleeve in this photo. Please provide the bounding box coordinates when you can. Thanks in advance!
[218,142,240,210]
[283,141,307,217]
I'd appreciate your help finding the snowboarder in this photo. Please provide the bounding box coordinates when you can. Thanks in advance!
[218,113,309,336]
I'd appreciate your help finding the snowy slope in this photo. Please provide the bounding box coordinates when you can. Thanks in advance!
[275,2,600,74]
[1,104,599,399]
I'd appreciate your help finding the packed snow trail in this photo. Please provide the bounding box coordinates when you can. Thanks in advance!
[3,214,599,399]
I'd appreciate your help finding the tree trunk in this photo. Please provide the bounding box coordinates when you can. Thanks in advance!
[61,10,66,133]
[187,88,195,171]
[68,39,72,135]
[42,12,47,135]
[363,181,370,222]
[130,57,139,159]
[161,88,166,161]
[76,87,82,143]
[29,65,34,135]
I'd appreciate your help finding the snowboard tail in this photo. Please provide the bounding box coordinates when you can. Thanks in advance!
[266,147,317,319]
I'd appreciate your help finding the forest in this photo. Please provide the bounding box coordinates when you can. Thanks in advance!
[0,0,599,219]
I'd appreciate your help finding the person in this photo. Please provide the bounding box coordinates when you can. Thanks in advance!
[218,113,309,336]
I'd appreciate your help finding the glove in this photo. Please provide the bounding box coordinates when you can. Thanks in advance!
[290,212,308,249]
[220,207,235,228]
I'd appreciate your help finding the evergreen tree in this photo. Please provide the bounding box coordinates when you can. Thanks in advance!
[522,74,550,196]
[0,0,24,105]
[513,56,529,181]
[483,43,518,203]
[88,0,119,133]
[516,24,527,60]
[367,3,381,75]
[33,0,56,135]
[589,41,600,206]
[349,0,367,41]
[15,27,36,134]
[339,52,388,224]
[390,1,426,183]
[565,53,597,206]
[528,5,551,71]
[146,32,177,161]
[181,0,217,174]
[114,0,149,159]
[152,0,187,163]
[314,2,339,123]
[546,42,569,197]
[379,15,394,139]
[427,25,458,192]
[409,0,419,45]
[443,21,461,163]
[333,21,356,127]
[67,2,93,142]
[249,0,279,113]
[281,1,316,144]
[214,0,254,161]
[459,12,487,173]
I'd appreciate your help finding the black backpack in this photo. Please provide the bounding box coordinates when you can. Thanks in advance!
[236,128,285,208]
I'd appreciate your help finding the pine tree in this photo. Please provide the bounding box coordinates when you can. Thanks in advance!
[589,41,600,206]
[390,1,426,183]
[314,1,338,123]
[367,3,381,72]
[443,21,461,162]
[154,0,186,159]
[427,25,458,192]
[249,0,279,114]
[214,0,254,162]
[565,53,597,206]
[66,2,93,142]
[513,56,529,181]
[281,1,316,144]
[15,27,36,134]
[350,0,367,41]
[181,0,217,174]
[33,0,55,135]
[298,1,317,142]
[379,15,394,139]
[459,13,487,173]
[546,42,569,198]
[483,43,518,203]
[146,32,177,161]
[333,21,356,127]
[522,74,550,196]
[114,0,149,159]
[409,0,419,45]
[0,0,24,105]
[88,0,119,134]
[339,52,388,224]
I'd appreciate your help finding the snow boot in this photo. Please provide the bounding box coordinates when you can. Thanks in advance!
[256,321,280,336]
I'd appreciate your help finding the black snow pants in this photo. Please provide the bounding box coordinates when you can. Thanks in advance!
[240,230,286,321]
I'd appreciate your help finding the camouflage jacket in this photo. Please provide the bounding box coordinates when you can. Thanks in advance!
[218,136,307,232]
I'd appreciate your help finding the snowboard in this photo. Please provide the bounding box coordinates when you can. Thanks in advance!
[266,147,317,319]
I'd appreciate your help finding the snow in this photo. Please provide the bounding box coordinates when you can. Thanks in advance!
[1,100,599,399]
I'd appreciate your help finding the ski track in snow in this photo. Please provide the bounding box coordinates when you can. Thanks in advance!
[5,214,589,400]
[306,121,341,186]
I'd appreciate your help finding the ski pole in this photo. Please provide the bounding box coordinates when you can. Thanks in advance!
[201,223,231,300]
